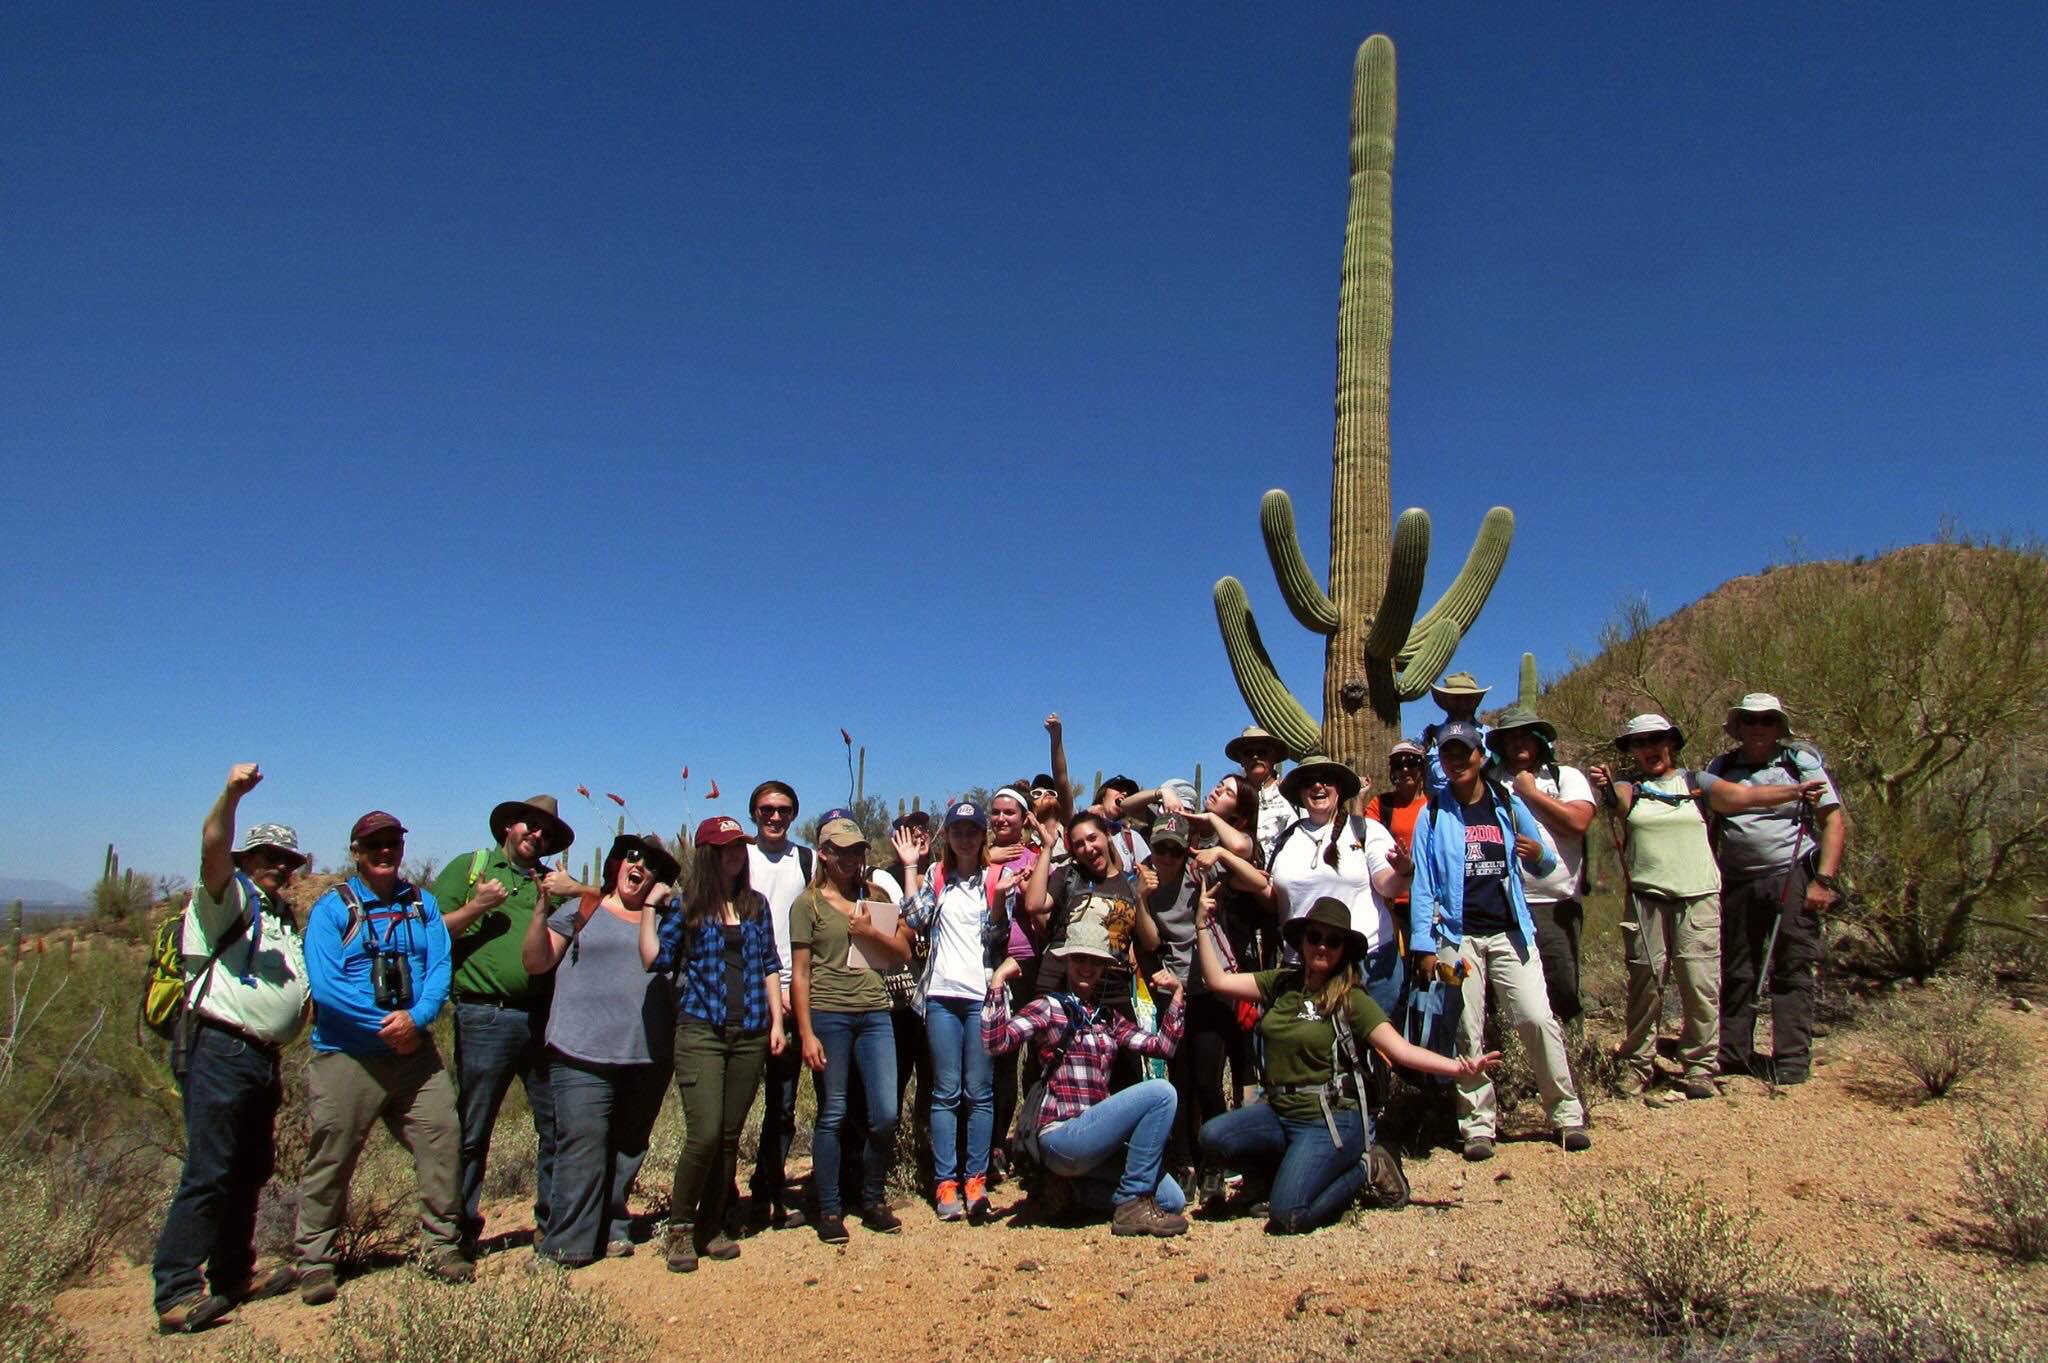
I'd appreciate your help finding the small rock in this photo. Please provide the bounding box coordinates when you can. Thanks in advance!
[665,1316,679,1325]
[803,1278,818,1287]
[1014,1259,1040,1273]
[2014,997,2035,1014]
[1193,1272,1210,1284]
[1493,1170,1512,1183]
[1027,1296,1054,1311]
[1323,1304,1345,1318]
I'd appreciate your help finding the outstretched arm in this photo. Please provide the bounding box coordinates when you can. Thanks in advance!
[1046,714,1073,825]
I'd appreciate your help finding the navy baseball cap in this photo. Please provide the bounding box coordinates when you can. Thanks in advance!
[1436,721,1486,754]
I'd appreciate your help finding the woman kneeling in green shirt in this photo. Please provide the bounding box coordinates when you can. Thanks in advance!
[1195,892,1498,1233]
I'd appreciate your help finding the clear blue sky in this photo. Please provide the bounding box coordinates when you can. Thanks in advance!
[5,4,2043,887]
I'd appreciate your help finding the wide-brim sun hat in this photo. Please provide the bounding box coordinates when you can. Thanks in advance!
[1282,897,1372,963]
[1725,692,1791,730]
[1224,725,1289,764]
[1485,706,1558,754]
[1614,713,1686,753]
[1430,671,1490,705]
[608,833,681,886]
[490,794,575,856]
[1049,920,1121,964]
[1280,755,1363,806]
[232,823,310,868]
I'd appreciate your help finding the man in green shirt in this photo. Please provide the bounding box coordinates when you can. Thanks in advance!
[428,794,582,1256]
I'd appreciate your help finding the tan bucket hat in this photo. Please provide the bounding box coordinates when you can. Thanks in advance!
[1430,671,1490,705]
[489,794,575,856]
[1224,726,1289,764]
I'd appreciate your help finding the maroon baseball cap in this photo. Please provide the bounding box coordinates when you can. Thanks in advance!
[350,811,408,844]
[694,815,754,848]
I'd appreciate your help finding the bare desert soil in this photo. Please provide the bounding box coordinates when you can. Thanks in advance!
[59,1011,2048,1362]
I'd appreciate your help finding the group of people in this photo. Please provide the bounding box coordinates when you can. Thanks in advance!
[148,680,1845,1334]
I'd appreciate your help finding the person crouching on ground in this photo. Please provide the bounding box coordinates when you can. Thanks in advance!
[1195,894,1498,1234]
[152,763,312,1334]
[1409,722,1590,1161]
[521,832,679,1266]
[644,816,785,1272]
[290,812,464,1306]
[984,923,1189,1237]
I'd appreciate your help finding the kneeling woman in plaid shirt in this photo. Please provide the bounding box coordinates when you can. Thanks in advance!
[641,816,786,1273]
[984,922,1189,1238]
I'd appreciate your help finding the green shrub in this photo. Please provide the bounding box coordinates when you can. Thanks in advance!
[1869,978,2016,1099]
[219,1270,648,1363]
[0,1153,99,1363]
[1562,1172,1783,1332]
[1804,1263,2034,1363]
[1962,1109,2048,1261]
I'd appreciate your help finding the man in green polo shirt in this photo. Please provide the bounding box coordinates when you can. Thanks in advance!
[429,794,583,1256]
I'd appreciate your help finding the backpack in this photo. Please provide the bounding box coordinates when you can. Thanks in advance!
[1013,995,1087,1169]
[1330,1003,1410,1210]
[1703,742,1831,853]
[138,873,260,1059]
[332,879,429,947]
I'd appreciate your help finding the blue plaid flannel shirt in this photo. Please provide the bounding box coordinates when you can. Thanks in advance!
[651,893,782,1033]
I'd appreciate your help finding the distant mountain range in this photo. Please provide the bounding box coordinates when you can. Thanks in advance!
[0,877,85,907]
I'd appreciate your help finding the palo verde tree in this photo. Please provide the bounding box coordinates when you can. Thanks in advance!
[1213,34,1514,775]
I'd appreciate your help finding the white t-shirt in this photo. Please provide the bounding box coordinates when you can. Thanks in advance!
[1268,813,1398,952]
[1520,766,1595,905]
[926,871,994,1002]
[749,842,811,987]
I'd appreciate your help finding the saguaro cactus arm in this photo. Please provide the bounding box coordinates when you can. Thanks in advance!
[1390,506,1515,700]
[1259,490,1340,635]
[1518,652,1541,708]
[1363,507,1431,661]
[1213,577,1324,757]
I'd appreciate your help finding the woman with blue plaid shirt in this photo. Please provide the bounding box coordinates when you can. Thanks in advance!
[639,816,786,1273]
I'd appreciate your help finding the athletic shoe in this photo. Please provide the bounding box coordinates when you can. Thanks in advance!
[1197,1168,1227,1211]
[1462,1137,1496,1162]
[1561,1125,1592,1153]
[814,1214,850,1245]
[157,1293,231,1334]
[964,1175,992,1224]
[858,1202,903,1234]
[934,1179,964,1221]
[244,1265,299,1301]
[298,1266,338,1306]
[1111,1195,1188,1238]
[605,1239,634,1258]
[1679,1077,1717,1100]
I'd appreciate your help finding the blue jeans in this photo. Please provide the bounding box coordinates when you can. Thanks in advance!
[453,1000,556,1246]
[151,1023,281,1312]
[1037,1077,1183,1209]
[540,1054,670,1264]
[924,996,993,1184]
[1199,1102,1366,1234]
[1363,940,1406,1021]
[810,1009,897,1217]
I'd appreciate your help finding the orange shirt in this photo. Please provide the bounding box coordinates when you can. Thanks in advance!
[1369,794,1423,905]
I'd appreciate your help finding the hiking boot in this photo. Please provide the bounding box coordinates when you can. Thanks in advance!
[664,1223,699,1273]
[1197,1168,1227,1211]
[1679,1077,1717,1101]
[700,1231,741,1262]
[1561,1125,1593,1153]
[605,1239,635,1258]
[934,1179,964,1221]
[1462,1137,1496,1162]
[1112,1195,1188,1238]
[298,1266,338,1306]
[157,1293,231,1334]
[814,1214,850,1245]
[964,1175,992,1223]
[243,1265,299,1302]
[858,1202,902,1234]
[1614,1068,1649,1098]
[426,1251,475,1284]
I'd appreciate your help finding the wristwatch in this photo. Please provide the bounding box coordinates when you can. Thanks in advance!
[1812,872,1840,891]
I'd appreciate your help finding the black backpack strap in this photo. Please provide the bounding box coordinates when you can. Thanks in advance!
[334,881,368,947]
[797,845,815,884]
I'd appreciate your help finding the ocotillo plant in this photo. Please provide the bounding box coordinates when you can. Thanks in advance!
[1213,35,1515,776]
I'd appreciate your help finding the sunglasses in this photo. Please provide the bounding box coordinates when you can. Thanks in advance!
[619,847,648,865]
[358,837,403,853]
[1300,928,1347,950]
[1737,714,1781,726]
[755,804,795,820]
[1389,758,1423,772]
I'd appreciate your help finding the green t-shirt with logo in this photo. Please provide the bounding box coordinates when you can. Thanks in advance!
[790,889,891,1015]
[1253,968,1389,1122]
[431,847,547,1004]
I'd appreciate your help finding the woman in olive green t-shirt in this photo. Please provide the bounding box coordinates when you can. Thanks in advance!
[790,818,915,1242]
[1192,890,1496,1234]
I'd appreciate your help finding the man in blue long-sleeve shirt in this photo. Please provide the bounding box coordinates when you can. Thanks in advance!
[285,810,468,1306]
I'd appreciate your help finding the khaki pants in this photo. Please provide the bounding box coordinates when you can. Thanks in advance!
[295,1044,463,1270]
[1456,932,1585,1139]
[1620,890,1721,1082]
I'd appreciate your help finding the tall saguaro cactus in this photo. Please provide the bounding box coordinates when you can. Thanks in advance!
[1213,35,1515,774]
